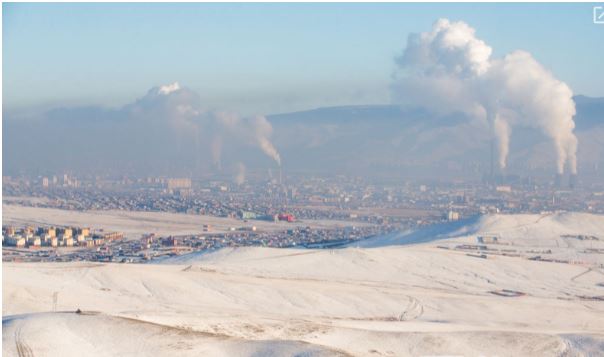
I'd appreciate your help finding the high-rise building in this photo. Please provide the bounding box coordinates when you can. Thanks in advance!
[166,178,192,190]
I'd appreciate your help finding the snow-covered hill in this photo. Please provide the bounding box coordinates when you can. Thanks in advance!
[352,212,604,247]
[3,213,604,356]
[2,312,343,357]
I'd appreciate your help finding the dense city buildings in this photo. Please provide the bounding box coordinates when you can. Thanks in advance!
[4,171,603,263]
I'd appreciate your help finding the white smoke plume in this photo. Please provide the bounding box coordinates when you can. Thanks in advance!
[493,114,511,169]
[210,136,222,170]
[159,82,181,95]
[133,82,281,168]
[248,115,281,166]
[393,19,578,174]
[234,162,246,185]
[213,112,281,166]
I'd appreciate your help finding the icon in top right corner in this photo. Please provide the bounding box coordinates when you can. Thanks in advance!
[594,6,604,24]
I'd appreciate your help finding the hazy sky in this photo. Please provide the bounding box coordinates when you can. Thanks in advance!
[3,3,603,115]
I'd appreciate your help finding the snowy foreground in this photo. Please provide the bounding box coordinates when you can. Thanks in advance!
[4,212,604,356]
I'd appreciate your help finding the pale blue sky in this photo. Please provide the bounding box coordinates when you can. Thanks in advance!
[3,3,603,115]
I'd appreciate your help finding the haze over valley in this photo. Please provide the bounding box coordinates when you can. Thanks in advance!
[3,5,604,357]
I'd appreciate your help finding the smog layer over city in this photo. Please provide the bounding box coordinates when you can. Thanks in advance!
[2,3,604,356]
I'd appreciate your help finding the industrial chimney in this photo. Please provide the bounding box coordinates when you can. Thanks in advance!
[569,174,577,189]
[555,173,563,188]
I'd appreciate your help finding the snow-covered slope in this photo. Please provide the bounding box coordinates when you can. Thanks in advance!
[2,312,343,357]
[4,213,604,356]
[351,212,604,248]
[346,215,483,248]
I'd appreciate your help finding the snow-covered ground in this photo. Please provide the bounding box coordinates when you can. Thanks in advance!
[2,312,344,357]
[3,212,604,356]
[2,203,364,239]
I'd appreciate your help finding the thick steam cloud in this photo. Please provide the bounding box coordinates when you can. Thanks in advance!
[392,19,578,174]
[3,82,282,176]
[209,110,281,166]
[133,82,281,168]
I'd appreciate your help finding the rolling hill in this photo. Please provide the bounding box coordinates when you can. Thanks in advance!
[4,213,604,356]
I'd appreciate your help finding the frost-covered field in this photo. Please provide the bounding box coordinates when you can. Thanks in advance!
[2,203,364,239]
[3,212,604,356]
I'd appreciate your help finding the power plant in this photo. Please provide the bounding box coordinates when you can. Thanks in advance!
[569,173,578,189]
[554,173,578,189]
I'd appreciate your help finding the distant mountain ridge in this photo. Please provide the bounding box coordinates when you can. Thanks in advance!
[265,96,604,178]
[268,96,603,128]
[3,95,603,178]
[573,95,604,130]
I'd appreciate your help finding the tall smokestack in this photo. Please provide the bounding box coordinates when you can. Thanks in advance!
[569,173,577,189]
[213,160,222,172]
[490,139,494,180]
[279,167,283,186]
[555,173,563,188]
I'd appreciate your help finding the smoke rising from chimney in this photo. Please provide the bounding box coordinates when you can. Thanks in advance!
[493,114,510,170]
[234,162,246,185]
[392,19,578,174]
[211,136,223,170]
[211,111,281,166]
[139,83,282,169]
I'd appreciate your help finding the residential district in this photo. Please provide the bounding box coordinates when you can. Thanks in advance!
[3,170,604,263]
